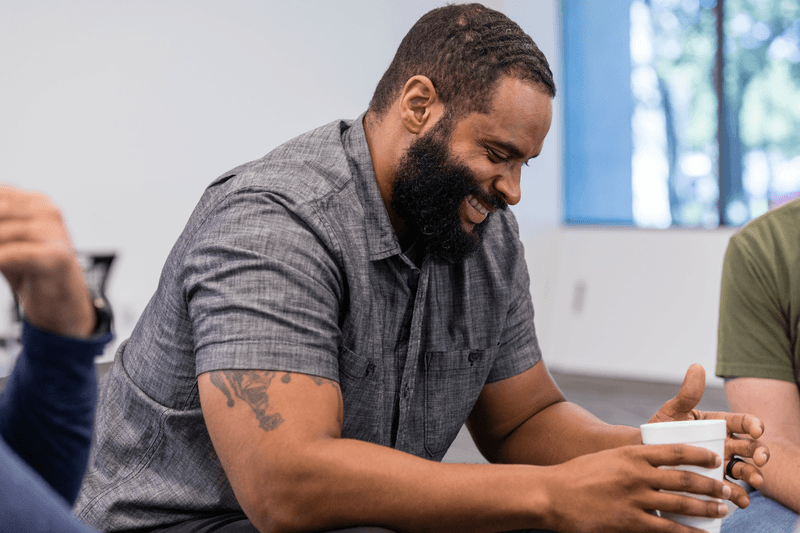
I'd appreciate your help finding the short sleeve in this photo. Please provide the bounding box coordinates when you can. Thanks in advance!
[716,233,794,382]
[485,220,542,384]
[187,189,343,382]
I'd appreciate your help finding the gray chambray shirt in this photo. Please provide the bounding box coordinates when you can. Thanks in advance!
[75,115,542,531]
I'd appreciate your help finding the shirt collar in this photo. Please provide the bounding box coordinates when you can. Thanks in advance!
[342,113,402,261]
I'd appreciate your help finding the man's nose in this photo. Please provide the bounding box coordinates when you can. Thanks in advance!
[493,167,521,206]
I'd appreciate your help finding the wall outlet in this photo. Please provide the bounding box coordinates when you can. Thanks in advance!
[571,279,587,314]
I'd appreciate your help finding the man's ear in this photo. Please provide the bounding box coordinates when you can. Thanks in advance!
[399,75,441,135]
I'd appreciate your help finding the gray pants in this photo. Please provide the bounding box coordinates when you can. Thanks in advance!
[142,513,392,532]
[141,512,554,532]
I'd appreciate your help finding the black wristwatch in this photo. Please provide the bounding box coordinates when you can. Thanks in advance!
[89,289,114,337]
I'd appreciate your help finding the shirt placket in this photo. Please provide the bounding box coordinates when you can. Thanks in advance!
[394,256,428,450]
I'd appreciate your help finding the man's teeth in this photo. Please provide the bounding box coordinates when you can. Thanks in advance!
[467,194,489,215]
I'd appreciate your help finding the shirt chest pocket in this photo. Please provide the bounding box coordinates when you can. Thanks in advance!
[422,346,498,460]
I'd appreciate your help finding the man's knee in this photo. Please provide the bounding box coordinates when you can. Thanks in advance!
[722,491,799,533]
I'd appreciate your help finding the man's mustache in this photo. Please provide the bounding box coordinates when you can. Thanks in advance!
[468,186,508,213]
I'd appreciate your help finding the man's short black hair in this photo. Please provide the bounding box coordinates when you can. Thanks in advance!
[369,3,555,120]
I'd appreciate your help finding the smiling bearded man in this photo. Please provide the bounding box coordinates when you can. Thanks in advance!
[391,116,508,263]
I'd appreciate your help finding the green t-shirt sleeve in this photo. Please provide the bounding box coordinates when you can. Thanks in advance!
[716,230,794,382]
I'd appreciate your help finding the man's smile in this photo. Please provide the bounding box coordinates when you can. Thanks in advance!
[466,193,490,216]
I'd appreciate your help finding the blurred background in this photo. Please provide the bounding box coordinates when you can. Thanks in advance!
[1,0,797,387]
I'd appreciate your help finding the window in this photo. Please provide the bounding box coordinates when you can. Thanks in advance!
[563,0,800,228]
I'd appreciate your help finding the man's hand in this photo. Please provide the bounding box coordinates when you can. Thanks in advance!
[0,186,94,338]
[648,363,769,508]
[544,443,730,533]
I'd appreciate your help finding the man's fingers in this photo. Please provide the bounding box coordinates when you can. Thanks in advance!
[725,436,769,465]
[725,457,764,490]
[0,186,52,219]
[634,509,719,533]
[0,242,73,271]
[706,412,765,439]
[0,219,49,245]
[649,364,706,423]
[0,242,76,294]
[724,479,752,509]
[675,363,706,412]
[649,490,729,520]
[741,414,764,439]
[0,186,93,338]
[648,466,727,501]
[737,462,764,489]
[643,443,721,469]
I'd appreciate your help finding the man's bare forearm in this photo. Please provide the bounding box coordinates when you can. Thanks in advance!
[244,430,728,533]
[258,437,553,533]
[477,400,641,466]
[252,403,635,532]
[751,437,800,513]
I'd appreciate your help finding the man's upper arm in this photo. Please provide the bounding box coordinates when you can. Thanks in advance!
[198,369,343,528]
[187,191,347,526]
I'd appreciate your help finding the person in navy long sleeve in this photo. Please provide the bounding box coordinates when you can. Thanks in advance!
[0,186,112,532]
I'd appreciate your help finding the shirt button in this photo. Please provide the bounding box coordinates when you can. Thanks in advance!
[468,351,480,363]
[365,362,375,378]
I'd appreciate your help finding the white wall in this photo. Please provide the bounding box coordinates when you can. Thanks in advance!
[0,0,501,356]
[0,1,734,385]
[544,228,736,386]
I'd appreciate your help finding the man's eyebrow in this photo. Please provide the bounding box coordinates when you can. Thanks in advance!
[485,139,533,160]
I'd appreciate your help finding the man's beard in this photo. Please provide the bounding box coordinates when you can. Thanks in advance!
[391,121,507,263]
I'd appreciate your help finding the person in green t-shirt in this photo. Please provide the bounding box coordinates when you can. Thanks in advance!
[717,197,800,532]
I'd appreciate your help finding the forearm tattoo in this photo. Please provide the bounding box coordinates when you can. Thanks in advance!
[209,371,343,431]
[210,370,285,432]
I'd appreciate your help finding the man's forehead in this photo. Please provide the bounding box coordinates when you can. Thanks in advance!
[456,82,552,159]
[464,78,551,116]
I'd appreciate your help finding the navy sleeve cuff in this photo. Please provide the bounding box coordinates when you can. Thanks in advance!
[21,319,112,368]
